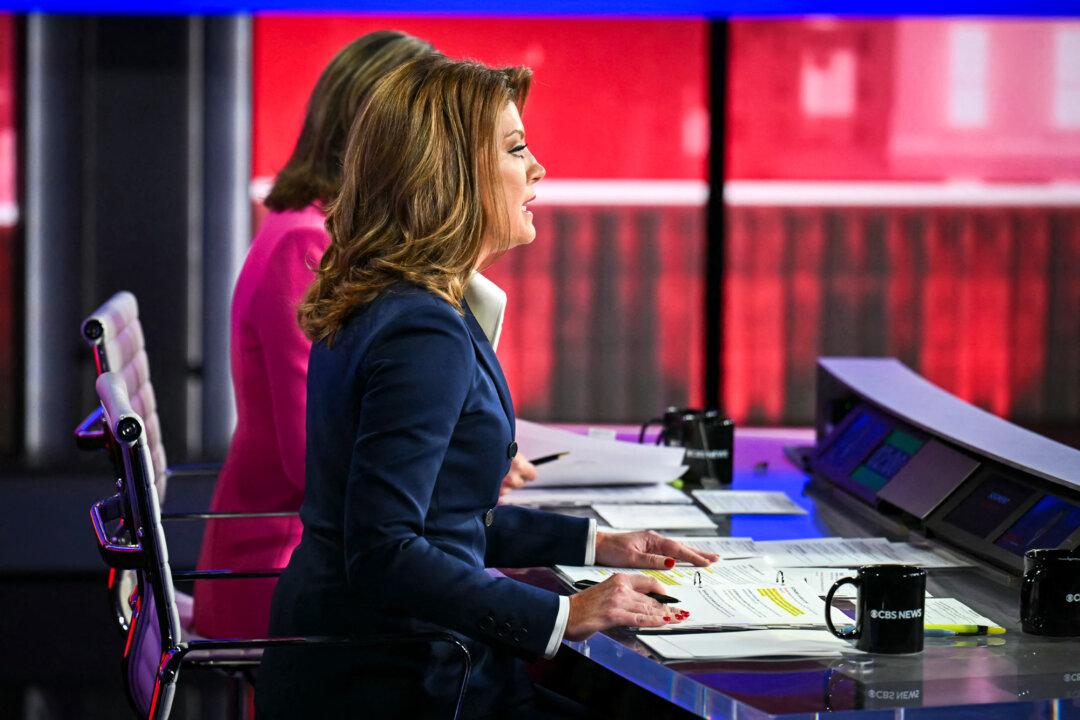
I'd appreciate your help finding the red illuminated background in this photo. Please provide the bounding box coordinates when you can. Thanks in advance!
[0,16,1075,436]
[254,16,1079,427]
[725,20,1080,425]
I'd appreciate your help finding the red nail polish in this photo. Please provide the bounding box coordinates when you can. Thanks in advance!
[663,616,671,622]
[664,557,676,569]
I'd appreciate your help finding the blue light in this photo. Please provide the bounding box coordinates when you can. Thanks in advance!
[0,0,1076,16]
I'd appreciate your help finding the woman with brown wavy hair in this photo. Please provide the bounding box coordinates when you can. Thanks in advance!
[254,55,716,719]
[193,31,436,640]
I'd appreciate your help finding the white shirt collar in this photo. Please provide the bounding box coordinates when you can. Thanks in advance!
[464,272,507,350]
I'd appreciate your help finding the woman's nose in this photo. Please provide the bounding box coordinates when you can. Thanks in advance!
[529,157,546,183]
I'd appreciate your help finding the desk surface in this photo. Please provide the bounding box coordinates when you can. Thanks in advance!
[508,427,1080,720]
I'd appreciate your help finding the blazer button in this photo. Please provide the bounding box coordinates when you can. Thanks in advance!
[507,441,518,459]
[498,622,512,638]
[478,614,495,632]
[513,627,528,643]
[484,508,495,527]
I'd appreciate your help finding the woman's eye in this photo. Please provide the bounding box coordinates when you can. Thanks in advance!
[509,143,528,157]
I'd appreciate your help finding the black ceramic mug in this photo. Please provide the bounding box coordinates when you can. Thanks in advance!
[660,408,734,485]
[1021,548,1080,637]
[825,564,927,654]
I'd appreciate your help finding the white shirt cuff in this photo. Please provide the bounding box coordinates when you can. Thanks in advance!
[543,595,570,659]
[584,518,597,566]
[543,520,597,659]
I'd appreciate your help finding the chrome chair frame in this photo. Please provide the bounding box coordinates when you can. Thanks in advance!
[90,371,471,720]
[76,291,297,635]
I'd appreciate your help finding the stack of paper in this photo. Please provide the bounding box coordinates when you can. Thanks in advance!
[516,419,687,487]
[502,484,692,507]
[756,537,972,569]
[555,560,777,589]
[635,584,852,631]
[923,598,1002,628]
[592,503,717,530]
[692,490,807,515]
[638,629,861,661]
[657,536,762,560]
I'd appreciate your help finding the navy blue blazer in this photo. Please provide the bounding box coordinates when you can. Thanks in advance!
[256,284,590,719]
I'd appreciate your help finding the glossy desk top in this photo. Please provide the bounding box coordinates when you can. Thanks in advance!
[508,427,1080,720]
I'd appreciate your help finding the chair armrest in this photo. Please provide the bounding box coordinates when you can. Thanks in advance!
[90,494,144,569]
[75,406,107,451]
[161,510,298,521]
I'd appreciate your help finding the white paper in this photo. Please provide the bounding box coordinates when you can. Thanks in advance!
[692,490,807,515]
[758,537,973,568]
[516,419,687,487]
[665,536,762,559]
[555,561,776,589]
[593,504,717,530]
[638,629,861,660]
[888,542,973,568]
[639,584,850,631]
[533,460,688,488]
[773,567,935,599]
[502,484,693,507]
[924,598,1002,628]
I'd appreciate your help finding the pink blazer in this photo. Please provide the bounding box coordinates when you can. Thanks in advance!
[194,205,329,639]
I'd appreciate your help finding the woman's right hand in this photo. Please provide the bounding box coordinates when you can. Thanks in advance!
[565,574,688,641]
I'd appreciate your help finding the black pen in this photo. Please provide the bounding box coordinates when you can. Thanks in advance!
[572,579,680,604]
[529,451,569,466]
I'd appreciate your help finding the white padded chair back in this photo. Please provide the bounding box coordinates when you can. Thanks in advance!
[96,371,183,719]
[83,292,169,501]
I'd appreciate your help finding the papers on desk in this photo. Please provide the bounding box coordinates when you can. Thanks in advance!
[638,629,861,661]
[640,584,852,631]
[773,567,934,598]
[691,490,807,515]
[755,537,973,568]
[516,419,687,487]
[593,503,717,530]
[662,536,761,560]
[501,483,692,507]
[924,598,1002,629]
[555,561,776,589]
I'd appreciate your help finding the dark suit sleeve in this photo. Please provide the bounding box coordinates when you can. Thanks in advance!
[343,301,559,657]
[484,506,589,568]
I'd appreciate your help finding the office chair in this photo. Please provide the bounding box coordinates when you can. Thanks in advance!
[90,370,472,720]
[75,290,296,635]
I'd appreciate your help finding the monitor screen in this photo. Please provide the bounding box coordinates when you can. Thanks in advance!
[993,495,1080,555]
[817,407,891,475]
[943,473,1035,539]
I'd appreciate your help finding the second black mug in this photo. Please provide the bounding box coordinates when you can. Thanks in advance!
[825,564,927,654]
[1021,548,1080,637]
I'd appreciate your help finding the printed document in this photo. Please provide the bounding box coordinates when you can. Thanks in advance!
[555,560,776,589]
[638,629,862,660]
[924,598,1002,628]
[758,537,972,568]
[658,536,761,559]
[593,503,717,530]
[773,567,934,598]
[637,584,851,631]
[692,490,807,515]
[501,484,692,507]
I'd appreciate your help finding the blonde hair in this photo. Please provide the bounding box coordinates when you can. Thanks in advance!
[299,55,532,345]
